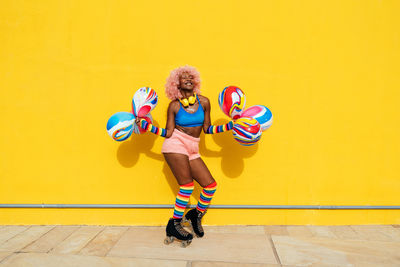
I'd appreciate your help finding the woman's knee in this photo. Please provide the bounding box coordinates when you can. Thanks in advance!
[205,180,217,188]
[177,177,194,186]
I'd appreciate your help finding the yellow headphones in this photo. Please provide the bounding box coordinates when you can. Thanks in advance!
[179,93,197,107]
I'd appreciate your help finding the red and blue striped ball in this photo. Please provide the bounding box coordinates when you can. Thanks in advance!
[232,117,262,146]
[106,112,135,141]
[132,87,158,118]
[218,86,246,120]
[241,105,273,131]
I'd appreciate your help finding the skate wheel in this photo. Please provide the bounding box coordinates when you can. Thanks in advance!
[164,236,173,245]
[180,240,191,248]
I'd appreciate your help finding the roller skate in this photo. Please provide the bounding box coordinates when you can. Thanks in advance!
[164,218,193,248]
[183,208,206,238]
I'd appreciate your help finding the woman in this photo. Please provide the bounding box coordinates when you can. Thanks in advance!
[138,66,233,246]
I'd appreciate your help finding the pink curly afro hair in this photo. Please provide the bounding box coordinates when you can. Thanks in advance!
[165,65,201,100]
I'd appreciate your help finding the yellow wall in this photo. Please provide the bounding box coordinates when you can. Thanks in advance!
[1,0,399,225]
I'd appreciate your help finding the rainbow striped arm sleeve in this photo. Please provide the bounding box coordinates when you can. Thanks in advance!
[140,119,167,137]
[205,121,234,134]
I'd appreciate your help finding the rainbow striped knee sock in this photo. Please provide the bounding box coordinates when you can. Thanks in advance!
[173,182,194,219]
[196,181,217,213]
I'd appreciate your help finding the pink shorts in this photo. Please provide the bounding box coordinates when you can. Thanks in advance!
[162,129,201,160]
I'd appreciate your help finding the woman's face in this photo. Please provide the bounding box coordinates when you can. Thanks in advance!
[179,72,195,90]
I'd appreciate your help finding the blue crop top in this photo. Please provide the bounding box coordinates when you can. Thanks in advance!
[175,95,205,127]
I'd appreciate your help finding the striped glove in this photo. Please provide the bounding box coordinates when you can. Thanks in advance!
[205,121,234,134]
[139,119,167,137]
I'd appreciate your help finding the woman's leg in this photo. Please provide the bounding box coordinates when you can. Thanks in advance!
[189,157,217,212]
[164,153,193,185]
[188,157,215,187]
[185,157,217,237]
[163,153,194,243]
[164,153,194,219]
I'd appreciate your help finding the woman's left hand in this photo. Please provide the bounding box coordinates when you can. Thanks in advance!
[135,117,141,127]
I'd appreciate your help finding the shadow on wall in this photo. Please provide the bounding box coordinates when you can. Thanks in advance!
[116,121,163,167]
[115,119,259,203]
[116,120,181,198]
[200,118,259,179]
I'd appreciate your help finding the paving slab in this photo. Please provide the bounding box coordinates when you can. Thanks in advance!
[0,226,54,252]
[21,226,80,253]
[50,226,105,254]
[0,226,29,245]
[307,226,338,239]
[359,225,400,242]
[203,226,265,235]
[286,226,313,238]
[108,226,277,264]
[350,225,394,242]
[0,252,187,267]
[328,225,361,240]
[191,261,281,267]
[0,252,12,263]
[79,226,129,256]
[272,235,400,266]
[264,226,289,236]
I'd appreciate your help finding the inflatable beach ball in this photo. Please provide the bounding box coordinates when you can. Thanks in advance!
[218,86,246,120]
[241,105,273,131]
[106,112,135,141]
[132,87,158,118]
[232,117,262,146]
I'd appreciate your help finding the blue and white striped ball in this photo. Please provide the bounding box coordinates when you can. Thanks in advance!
[232,117,262,146]
[106,112,135,141]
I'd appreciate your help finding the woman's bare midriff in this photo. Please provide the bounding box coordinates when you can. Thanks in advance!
[175,125,203,138]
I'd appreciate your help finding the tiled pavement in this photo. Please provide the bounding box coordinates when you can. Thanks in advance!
[0,224,399,266]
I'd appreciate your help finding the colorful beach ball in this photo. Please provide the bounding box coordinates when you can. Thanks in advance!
[241,105,273,131]
[132,87,158,118]
[232,117,262,146]
[106,112,135,141]
[218,86,246,120]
